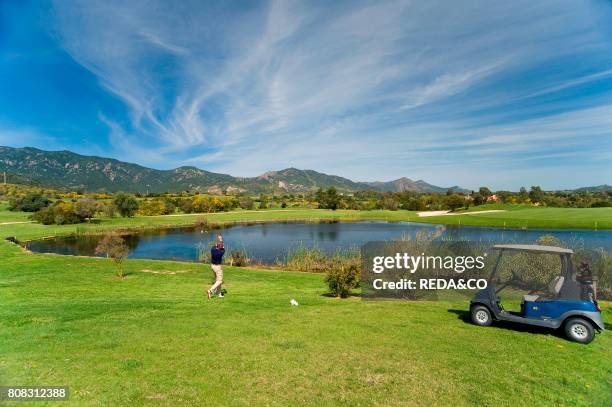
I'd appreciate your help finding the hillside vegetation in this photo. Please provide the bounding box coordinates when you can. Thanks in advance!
[0,146,454,193]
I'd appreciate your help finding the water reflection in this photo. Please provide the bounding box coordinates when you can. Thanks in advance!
[26,221,610,264]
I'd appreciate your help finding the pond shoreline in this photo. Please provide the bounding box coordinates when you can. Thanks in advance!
[23,219,611,265]
[19,216,611,244]
[19,218,355,243]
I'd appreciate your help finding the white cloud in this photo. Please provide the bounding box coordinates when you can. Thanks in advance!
[48,0,612,189]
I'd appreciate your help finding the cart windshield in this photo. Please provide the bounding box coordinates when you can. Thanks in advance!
[492,250,563,301]
[490,248,604,313]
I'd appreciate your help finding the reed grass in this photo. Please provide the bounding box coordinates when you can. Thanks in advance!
[283,244,360,273]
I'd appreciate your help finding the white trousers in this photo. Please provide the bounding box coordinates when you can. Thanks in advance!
[209,264,223,294]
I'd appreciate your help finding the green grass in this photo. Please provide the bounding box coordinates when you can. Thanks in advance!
[0,202,31,223]
[1,240,610,406]
[453,203,533,212]
[417,207,612,230]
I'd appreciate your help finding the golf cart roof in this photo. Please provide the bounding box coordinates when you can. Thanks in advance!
[491,244,573,254]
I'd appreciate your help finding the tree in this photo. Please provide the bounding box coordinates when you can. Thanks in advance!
[406,197,426,211]
[314,188,324,205]
[321,187,340,210]
[95,234,129,278]
[237,196,254,210]
[519,187,529,203]
[162,199,176,214]
[31,202,83,225]
[496,191,512,203]
[8,192,50,212]
[529,186,545,204]
[382,195,398,210]
[445,194,465,211]
[113,193,139,217]
[74,198,99,221]
[179,198,193,213]
[472,193,485,206]
[258,194,269,209]
[478,187,492,199]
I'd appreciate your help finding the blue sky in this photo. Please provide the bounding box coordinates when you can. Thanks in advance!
[1,0,611,190]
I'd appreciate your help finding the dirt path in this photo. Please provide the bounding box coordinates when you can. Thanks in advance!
[417,210,506,217]
[0,221,34,225]
[416,210,450,217]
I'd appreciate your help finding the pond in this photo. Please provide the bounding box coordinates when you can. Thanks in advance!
[26,221,611,264]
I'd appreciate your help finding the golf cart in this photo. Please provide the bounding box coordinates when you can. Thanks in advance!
[470,244,604,344]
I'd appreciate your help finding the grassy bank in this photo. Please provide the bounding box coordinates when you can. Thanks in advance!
[0,201,30,223]
[0,208,420,241]
[1,205,611,242]
[1,240,610,406]
[416,206,612,230]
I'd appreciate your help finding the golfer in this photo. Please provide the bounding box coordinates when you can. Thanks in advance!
[207,235,225,299]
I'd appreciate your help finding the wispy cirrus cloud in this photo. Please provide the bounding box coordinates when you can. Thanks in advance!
[2,0,610,189]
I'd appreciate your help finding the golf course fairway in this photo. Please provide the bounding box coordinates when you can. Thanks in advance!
[1,239,610,406]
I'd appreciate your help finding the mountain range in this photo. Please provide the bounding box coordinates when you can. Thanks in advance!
[0,146,465,194]
[570,185,610,193]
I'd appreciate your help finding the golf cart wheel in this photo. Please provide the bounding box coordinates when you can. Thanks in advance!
[564,318,595,344]
[471,305,492,327]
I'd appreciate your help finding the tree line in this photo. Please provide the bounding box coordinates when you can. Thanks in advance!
[2,183,609,225]
[314,185,610,211]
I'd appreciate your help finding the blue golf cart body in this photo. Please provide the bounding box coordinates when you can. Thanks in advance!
[470,244,604,343]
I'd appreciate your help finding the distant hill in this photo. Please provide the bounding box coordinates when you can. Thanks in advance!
[0,170,38,186]
[365,177,469,193]
[0,147,236,193]
[255,168,371,192]
[0,146,464,194]
[570,185,611,193]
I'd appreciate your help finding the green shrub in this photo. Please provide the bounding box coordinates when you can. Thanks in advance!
[74,198,100,221]
[31,202,85,225]
[137,198,175,216]
[444,194,465,211]
[237,196,255,210]
[102,202,117,218]
[113,193,139,217]
[325,261,360,298]
[30,206,55,224]
[230,250,249,266]
[8,192,50,212]
[382,195,398,210]
[182,195,234,213]
[316,187,340,210]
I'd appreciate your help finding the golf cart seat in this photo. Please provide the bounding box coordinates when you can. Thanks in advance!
[548,275,565,297]
[522,276,565,303]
